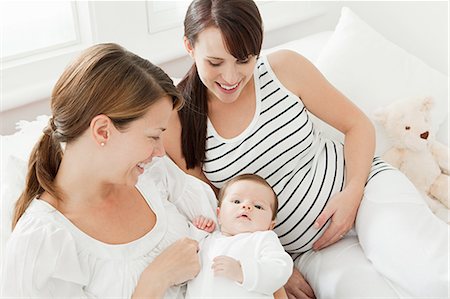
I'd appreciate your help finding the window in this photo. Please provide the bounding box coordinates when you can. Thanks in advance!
[1,1,79,61]
[146,1,189,33]
[0,1,327,112]
[1,1,92,111]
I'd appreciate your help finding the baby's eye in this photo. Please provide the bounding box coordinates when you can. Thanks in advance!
[254,205,263,210]
[233,199,241,204]
[405,126,411,130]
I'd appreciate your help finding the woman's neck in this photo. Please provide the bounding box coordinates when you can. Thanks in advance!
[207,77,256,139]
[46,143,117,210]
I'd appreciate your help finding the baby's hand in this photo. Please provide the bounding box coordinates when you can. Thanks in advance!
[192,216,216,233]
[212,256,243,283]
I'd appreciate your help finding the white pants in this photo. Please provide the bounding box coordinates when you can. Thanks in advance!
[297,169,449,298]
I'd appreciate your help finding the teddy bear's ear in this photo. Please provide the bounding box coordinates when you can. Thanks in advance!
[373,107,388,125]
[420,96,434,112]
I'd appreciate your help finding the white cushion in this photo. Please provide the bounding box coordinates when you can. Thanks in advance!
[262,31,333,63]
[1,115,50,251]
[315,7,449,155]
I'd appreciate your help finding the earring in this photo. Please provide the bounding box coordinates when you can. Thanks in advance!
[100,131,109,147]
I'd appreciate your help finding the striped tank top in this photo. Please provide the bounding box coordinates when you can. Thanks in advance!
[203,56,392,254]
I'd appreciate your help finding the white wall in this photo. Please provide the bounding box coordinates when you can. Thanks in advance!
[1,1,448,135]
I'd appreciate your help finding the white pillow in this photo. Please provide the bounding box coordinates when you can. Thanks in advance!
[1,115,49,252]
[315,7,448,155]
[262,31,334,63]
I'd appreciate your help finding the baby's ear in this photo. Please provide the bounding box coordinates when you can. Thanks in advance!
[269,220,276,230]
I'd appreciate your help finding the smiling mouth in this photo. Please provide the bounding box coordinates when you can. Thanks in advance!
[216,81,240,93]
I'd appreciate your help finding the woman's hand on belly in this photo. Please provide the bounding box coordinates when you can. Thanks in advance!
[312,187,360,250]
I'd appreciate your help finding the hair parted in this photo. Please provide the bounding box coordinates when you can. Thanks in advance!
[178,0,263,169]
[12,43,183,229]
[218,174,278,220]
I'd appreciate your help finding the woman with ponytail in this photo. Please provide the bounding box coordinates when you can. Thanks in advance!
[2,43,218,298]
[164,0,448,298]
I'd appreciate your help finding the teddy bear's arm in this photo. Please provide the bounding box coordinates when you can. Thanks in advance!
[430,140,449,174]
[382,148,403,169]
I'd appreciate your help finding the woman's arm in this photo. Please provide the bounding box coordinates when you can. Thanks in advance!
[132,238,200,298]
[268,50,375,249]
[147,156,217,223]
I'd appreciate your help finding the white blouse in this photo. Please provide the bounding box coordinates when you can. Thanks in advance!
[1,156,217,298]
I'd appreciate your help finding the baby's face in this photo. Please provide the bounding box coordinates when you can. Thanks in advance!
[218,180,275,236]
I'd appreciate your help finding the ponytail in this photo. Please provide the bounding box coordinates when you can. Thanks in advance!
[12,119,63,229]
[177,64,208,169]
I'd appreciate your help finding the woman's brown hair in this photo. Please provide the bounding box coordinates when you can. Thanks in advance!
[178,0,263,169]
[12,43,183,229]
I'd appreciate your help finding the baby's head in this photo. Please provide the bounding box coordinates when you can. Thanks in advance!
[217,174,278,236]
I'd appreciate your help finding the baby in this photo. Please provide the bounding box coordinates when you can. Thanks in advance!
[187,174,293,298]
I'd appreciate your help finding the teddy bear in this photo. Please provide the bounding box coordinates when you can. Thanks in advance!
[374,96,449,217]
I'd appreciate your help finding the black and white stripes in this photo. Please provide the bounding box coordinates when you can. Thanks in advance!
[203,56,394,253]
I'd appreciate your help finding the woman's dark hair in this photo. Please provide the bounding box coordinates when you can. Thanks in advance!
[12,43,183,229]
[178,0,263,169]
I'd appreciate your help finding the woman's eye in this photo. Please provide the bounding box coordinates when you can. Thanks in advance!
[209,61,222,67]
[233,200,241,204]
[237,55,253,64]
[254,205,262,210]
